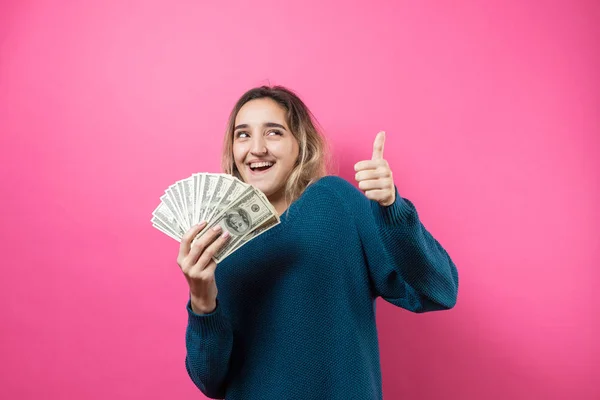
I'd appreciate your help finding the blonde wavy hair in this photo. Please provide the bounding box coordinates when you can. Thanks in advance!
[221,85,331,206]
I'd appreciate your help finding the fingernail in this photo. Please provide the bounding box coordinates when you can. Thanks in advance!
[212,225,222,232]
[198,221,206,227]
[222,230,230,239]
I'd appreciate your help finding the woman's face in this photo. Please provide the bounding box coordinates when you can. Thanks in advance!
[233,98,300,199]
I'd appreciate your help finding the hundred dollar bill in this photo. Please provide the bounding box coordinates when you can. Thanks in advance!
[180,177,195,227]
[253,186,279,219]
[206,178,250,223]
[166,183,188,230]
[192,173,204,224]
[220,215,280,259]
[176,179,193,228]
[194,187,278,262]
[151,201,186,239]
[203,174,233,224]
[199,174,219,222]
[158,193,185,232]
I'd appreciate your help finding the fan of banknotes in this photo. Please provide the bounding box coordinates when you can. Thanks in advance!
[151,173,280,262]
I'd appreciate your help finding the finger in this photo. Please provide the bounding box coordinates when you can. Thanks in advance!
[185,225,224,268]
[371,131,386,160]
[355,168,391,182]
[178,221,207,261]
[192,230,231,272]
[358,178,392,192]
[203,259,218,276]
[354,159,387,172]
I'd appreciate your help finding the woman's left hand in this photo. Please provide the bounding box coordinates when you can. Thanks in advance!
[354,131,396,207]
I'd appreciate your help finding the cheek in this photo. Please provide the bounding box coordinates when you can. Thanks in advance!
[232,144,245,164]
[272,139,299,164]
[287,142,300,167]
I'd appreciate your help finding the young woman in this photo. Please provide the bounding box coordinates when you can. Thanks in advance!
[176,86,459,399]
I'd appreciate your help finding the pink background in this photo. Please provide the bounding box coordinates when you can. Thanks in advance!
[1,1,598,399]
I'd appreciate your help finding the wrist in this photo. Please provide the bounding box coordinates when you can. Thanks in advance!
[190,296,217,314]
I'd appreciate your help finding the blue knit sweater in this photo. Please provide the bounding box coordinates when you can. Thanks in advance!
[184,176,459,399]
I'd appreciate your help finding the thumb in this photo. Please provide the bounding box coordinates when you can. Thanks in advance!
[372,131,386,160]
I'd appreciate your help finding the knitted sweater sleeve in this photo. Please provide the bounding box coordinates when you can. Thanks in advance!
[184,298,233,399]
[330,177,459,312]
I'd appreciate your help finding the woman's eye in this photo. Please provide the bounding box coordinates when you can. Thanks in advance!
[267,130,283,136]
[236,131,249,138]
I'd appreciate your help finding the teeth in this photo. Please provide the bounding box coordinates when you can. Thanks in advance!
[250,162,274,169]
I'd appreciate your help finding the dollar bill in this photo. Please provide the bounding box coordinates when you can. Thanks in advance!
[220,214,280,259]
[158,193,184,232]
[152,172,279,261]
[207,179,250,223]
[194,187,277,262]
[203,175,233,224]
[199,174,219,222]
[254,187,279,218]
[166,183,189,230]
[180,177,195,227]
[176,179,192,228]
[192,173,204,224]
[152,201,185,238]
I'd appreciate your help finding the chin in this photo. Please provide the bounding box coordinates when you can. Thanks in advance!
[254,183,277,197]
[254,180,285,198]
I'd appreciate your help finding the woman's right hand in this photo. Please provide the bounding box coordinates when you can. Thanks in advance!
[177,222,230,314]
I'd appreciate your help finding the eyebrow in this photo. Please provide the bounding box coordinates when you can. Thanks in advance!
[234,122,287,131]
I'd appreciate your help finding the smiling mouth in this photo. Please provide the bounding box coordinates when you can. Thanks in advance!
[248,161,275,173]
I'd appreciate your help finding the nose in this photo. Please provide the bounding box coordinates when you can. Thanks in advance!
[249,133,267,155]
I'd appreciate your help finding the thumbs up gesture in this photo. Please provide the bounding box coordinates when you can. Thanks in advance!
[354,131,396,207]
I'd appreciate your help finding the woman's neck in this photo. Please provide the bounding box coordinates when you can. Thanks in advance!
[267,189,289,216]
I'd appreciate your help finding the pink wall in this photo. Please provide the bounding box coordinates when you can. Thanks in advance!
[1,1,598,399]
